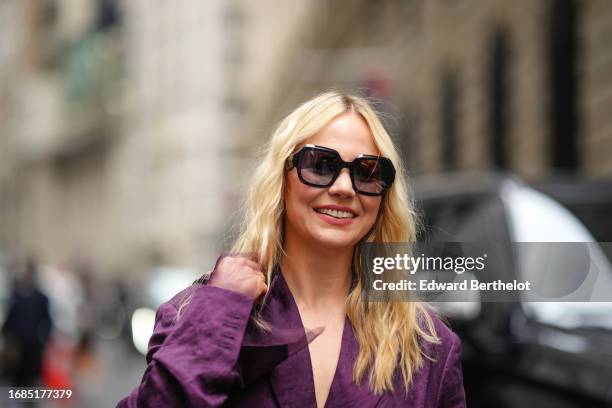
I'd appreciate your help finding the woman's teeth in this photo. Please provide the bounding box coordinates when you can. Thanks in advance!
[315,208,355,219]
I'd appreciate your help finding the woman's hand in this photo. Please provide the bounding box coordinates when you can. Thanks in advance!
[208,254,267,301]
[118,254,260,408]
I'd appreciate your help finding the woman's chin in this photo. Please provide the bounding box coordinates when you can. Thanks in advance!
[311,231,360,250]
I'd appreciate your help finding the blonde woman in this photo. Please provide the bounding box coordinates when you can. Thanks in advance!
[118,92,466,407]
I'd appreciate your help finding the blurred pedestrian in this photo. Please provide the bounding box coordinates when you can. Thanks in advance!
[74,264,99,373]
[1,258,53,387]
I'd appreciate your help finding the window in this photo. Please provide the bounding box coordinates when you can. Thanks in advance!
[549,0,580,170]
[489,29,511,169]
[440,71,460,170]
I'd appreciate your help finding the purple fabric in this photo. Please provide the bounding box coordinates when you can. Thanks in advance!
[117,267,466,407]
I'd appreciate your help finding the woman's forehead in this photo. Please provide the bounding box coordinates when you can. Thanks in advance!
[298,113,380,159]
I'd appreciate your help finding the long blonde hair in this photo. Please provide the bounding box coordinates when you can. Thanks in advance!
[231,91,440,395]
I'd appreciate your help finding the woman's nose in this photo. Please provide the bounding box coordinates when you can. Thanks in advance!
[328,168,355,197]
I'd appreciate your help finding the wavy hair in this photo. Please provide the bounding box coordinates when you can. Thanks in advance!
[228,91,440,395]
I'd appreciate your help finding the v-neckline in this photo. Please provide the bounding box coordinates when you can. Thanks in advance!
[319,317,349,408]
[296,307,348,408]
[258,268,385,408]
[278,268,349,408]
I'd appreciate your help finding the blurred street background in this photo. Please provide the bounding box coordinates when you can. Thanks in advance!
[0,0,611,407]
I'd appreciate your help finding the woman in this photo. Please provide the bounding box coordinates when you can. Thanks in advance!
[118,92,466,407]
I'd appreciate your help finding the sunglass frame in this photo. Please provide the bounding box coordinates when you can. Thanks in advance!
[285,144,396,196]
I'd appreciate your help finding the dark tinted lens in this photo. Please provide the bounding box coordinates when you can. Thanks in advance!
[298,149,339,186]
[353,158,392,194]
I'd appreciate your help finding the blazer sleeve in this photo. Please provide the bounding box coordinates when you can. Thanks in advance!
[436,333,467,408]
[116,284,254,408]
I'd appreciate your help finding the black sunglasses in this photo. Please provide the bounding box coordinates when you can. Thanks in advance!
[285,144,396,196]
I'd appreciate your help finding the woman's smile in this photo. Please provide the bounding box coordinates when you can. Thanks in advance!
[313,204,357,226]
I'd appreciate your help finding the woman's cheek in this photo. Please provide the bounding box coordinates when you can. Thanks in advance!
[363,198,382,219]
[363,200,381,233]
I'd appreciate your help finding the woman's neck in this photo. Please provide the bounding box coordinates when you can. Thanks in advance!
[279,237,353,313]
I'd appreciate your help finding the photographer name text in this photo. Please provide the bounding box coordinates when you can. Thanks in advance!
[372,279,532,292]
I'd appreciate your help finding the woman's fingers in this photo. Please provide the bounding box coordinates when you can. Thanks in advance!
[238,257,262,272]
[209,253,267,300]
[256,277,268,299]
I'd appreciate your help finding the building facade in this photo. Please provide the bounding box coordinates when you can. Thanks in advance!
[1,0,610,277]
[245,0,612,179]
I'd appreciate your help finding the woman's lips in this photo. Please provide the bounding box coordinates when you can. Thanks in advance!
[314,209,355,226]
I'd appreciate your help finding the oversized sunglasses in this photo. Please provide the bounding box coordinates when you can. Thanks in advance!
[285,144,396,196]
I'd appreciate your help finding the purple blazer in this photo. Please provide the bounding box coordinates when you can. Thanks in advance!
[118,266,466,407]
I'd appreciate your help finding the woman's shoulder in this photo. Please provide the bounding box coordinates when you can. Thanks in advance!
[391,304,465,405]
[416,304,462,359]
[386,306,466,406]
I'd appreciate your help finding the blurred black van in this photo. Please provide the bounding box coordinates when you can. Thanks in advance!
[532,177,612,263]
[414,173,612,408]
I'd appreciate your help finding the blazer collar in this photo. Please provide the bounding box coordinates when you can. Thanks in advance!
[238,266,321,387]
[238,264,383,407]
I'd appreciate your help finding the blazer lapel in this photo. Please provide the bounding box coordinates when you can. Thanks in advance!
[324,318,384,407]
[237,267,386,407]
[237,269,321,407]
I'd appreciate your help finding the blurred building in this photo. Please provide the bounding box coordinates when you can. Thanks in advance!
[1,0,611,277]
[0,0,131,274]
[242,0,612,179]
[0,0,318,277]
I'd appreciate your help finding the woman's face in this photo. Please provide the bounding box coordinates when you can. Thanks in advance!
[284,112,383,252]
